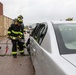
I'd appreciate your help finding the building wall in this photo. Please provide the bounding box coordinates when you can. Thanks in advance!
[0,15,12,36]
[0,2,3,15]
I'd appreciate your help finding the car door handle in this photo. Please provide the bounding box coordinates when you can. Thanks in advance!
[32,49,36,56]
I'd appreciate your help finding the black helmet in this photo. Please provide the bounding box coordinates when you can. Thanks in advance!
[18,15,23,19]
[13,18,17,22]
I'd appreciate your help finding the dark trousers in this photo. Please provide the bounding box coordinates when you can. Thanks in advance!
[11,40,24,55]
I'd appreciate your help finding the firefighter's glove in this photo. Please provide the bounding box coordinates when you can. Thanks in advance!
[18,36,22,39]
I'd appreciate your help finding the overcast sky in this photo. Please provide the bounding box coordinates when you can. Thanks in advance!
[0,0,76,25]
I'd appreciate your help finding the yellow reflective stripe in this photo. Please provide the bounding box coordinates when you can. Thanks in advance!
[19,32,22,35]
[20,50,24,53]
[8,31,11,34]
[12,30,22,35]
[12,37,16,40]
[10,36,17,40]
[19,20,22,22]
[12,52,17,54]
[18,18,22,22]
[12,30,19,34]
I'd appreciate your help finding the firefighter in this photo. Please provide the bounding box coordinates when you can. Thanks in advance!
[12,15,26,48]
[17,15,26,48]
[7,19,25,58]
[17,15,24,29]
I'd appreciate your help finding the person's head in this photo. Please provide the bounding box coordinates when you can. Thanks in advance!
[18,15,23,19]
[12,18,17,24]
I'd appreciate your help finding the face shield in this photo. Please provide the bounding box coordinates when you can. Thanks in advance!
[17,19,23,25]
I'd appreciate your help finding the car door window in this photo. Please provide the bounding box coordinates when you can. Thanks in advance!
[31,23,40,36]
[32,23,48,45]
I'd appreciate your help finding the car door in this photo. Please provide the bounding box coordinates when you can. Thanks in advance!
[30,23,48,75]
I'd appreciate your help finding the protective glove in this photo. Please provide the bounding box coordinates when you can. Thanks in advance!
[18,35,22,39]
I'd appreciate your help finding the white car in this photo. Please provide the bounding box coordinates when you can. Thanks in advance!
[29,21,76,75]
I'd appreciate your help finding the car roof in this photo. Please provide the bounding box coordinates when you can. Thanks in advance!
[51,21,76,24]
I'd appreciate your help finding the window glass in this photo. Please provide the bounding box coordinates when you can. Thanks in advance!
[31,23,40,36]
[32,23,47,45]
[53,23,76,54]
[59,25,76,49]
[37,26,45,44]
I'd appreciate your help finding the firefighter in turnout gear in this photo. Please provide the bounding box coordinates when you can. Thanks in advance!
[17,15,26,48]
[7,19,25,58]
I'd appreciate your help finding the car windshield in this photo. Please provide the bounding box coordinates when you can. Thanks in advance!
[53,23,76,54]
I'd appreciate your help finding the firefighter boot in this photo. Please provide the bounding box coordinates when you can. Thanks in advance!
[20,52,25,56]
[13,54,17,58]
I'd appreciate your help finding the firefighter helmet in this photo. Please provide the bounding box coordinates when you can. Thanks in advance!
[18,15,23,19]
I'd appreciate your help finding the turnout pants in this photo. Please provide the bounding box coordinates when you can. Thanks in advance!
[11,40,24,56]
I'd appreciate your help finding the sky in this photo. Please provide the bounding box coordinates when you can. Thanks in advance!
[0,0,76,25]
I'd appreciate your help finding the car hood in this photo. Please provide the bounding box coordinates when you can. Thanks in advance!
[62,54,76,67]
